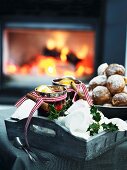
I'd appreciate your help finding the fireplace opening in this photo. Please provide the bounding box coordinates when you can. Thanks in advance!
[2,22,96,88]
[0,20,98,104]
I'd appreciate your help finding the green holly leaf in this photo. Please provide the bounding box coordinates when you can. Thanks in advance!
[90,105,101,122]
[87,122,100,136]
[93,111,101,122]
[48,100,72,120]
[90,105,97,114]
[88,105,119,136]
[48,104,59,120]
[102,122,118,132]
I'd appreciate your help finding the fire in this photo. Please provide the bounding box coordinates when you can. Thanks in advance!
[60,47,69,62]
[20,65,30,74]
[41,58,56,76]
[76,45,89,60]
[76,65,93,77]
[36,56,56,76]
[76,65,85,77]
[5,38,94,78]
[3,29,95,81]
[47,39,55,50]
[5,52,94,78]
[6,63,18,74]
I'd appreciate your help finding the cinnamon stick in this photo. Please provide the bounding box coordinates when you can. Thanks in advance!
[26,93,49,112]
[71,81,85,99]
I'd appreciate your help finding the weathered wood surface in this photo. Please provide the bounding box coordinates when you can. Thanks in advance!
[5,116,127,161]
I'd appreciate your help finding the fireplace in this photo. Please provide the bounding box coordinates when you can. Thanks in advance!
[0,16,100,104]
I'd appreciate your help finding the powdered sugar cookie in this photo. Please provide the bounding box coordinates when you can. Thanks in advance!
[107,74,125,95]
[89,75,107,90]
[92,86,111,105]
[106,64,125,77]
[97,63,108,75]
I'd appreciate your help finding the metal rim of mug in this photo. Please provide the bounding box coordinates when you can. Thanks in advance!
[52,77,82,88]
[35,85,67,98]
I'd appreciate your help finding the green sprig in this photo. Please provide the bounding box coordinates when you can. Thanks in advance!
[87,105,119,136]
[102,122,119,131]
[87,122,100,136]
[48,99,72,120]
[90,105,101,122]
[48,104,60,120]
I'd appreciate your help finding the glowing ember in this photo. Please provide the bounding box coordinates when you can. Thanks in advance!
[76,65,85,77]
[5,51,94,78]
[4,31,95,79]
[47,39,55,50]
[6,64,18,74]
[76,45,89,60]
[60,47,69,62]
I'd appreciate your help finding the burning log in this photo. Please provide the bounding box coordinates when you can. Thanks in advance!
[67,52,81,65]
[43,47,60,58]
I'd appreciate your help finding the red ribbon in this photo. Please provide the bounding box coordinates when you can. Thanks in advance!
[15,91,67,146]
[80,83,93,106]
[67,83,93,105]
[15,83,92,146]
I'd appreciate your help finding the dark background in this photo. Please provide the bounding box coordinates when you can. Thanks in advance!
[102,0,127,64]
[0,0,102,17]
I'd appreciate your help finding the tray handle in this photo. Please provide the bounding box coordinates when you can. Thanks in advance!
[28,116,73,140]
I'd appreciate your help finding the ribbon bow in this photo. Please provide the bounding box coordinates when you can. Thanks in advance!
[15,91,67,146]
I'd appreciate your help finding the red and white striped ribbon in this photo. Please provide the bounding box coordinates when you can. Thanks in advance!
[15,91,67,107]
[72,83,81,102]
[24,97,44,146]
[15,91,67,146]
[15,83,92,146]
[67,83,93,105]
[15,95,27,107]
[81,83,93,106]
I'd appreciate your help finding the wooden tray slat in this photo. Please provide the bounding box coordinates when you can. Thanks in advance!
[5,116,127,161]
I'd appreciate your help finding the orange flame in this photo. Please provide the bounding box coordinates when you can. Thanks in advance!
[60,47,69,62]
[46,39,55,50]
[38,57,57,76]
[5,38,94,78]
[6,64,18,74]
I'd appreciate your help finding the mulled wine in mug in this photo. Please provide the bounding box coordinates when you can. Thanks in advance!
[35,85,67,117]
[52,77,82,101]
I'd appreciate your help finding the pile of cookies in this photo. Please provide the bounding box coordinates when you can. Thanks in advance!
[89,63,127,106]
